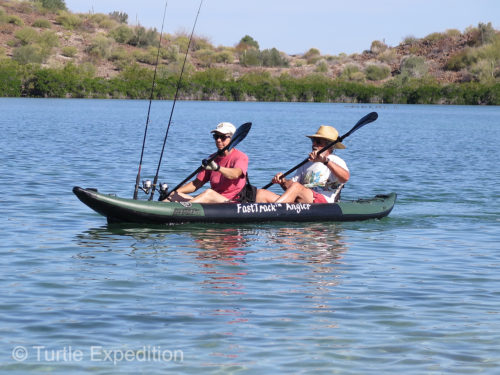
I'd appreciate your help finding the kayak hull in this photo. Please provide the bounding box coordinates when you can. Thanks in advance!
[73,186,396,224]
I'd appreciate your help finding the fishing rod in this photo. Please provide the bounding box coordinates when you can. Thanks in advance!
[133,0,169,199]
[148,0,204,201]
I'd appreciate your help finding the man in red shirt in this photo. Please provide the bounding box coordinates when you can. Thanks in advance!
[165,122,248,203]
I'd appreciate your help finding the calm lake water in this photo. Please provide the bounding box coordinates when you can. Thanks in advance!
[1,98,499,374]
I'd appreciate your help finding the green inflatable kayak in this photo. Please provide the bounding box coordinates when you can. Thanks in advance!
[73,186,396,224]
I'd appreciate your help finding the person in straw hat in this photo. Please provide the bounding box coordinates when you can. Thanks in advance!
[256,125,349,204]
[164,122,250,203]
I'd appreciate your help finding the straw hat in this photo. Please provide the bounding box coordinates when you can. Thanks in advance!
[211,122,236,136]
[307,125,345,149]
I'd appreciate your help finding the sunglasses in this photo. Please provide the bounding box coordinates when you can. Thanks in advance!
[311,138,329,146]
[213,134,231,141]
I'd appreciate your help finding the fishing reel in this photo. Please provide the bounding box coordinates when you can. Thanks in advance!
[139,180,169,195]
[158,182,169,201]
[139,180,152,194]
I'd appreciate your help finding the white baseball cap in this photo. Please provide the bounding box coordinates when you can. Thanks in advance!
[211,122,236,136]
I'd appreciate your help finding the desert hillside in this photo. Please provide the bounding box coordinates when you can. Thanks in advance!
[1,0,499,83]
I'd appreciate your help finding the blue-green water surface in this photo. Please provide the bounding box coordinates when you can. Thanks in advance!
[1,99,499,374]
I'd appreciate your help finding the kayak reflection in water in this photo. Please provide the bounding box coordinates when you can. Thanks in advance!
[256,125,350,204]
[164,122,250,203]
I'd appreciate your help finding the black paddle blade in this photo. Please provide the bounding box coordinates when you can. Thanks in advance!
[224,122,252,153]
[341,111,378,140]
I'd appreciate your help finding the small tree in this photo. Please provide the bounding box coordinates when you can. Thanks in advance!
[304,48,321,64]
[236,35,259,51]
[109,11,128,24]
[128,26,158,48]
[261,48,288,67]
[240,48,261,66]
[38,0,67,11]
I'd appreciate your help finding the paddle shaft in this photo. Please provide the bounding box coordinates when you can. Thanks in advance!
[261,112,378,190]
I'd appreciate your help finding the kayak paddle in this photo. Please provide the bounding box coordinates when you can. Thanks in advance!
[167,122,252,196]
[261,112,378,189]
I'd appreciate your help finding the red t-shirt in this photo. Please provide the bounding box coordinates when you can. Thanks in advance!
[196,149,248,200]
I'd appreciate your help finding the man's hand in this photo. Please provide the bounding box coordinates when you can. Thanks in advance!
[202,159,220,171]
[272,172,285,185]
[309,150,328,164]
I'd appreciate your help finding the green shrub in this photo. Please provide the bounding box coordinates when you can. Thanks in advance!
[400,55,428,78]
[109,11,128,24]
[445,29,461,38]
[370,40,387,54]
[261,48,289,67]
[378,49,397,64]
[191,36,214,51]
[33,18,52,28]
[215,50,234,64]
[0,59,23,96]
[133,48,157,65]
[87,13,116,29]
[471,60,496,83]
[15,27,39,45]
[109,25,134,44]
[13,44,44,64]
[445,48,477,71]
[239,48,261,66]
[61,45,77,57]
[86,35,113,59]
[315,59,329,73]
[8,15,24,26]
[128,26,158,48]
[365,63,391,81]
[466,22,497,46]
[173,34,190,52]
[341,63,361,80]
[194,48,215,67]
[191,68,230,95]
[424,32,446,42]
[476,36,500,61]
[349,71,366,82]
[109,46,128,61]
[160,45,179,62]
[294,59,306,67]
[402,35,418,45]
[39,30,59,48]
[40,0,67,11]
[56,11,82,29]
[304,48,321,64]
[109,46,132,70]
